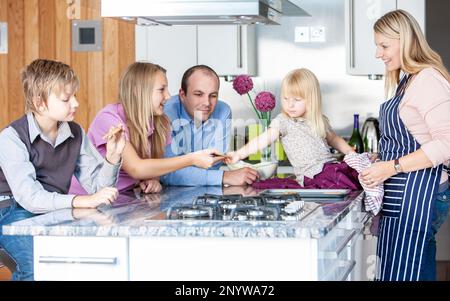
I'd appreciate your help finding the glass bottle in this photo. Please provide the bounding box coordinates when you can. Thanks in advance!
[348,114,364,153]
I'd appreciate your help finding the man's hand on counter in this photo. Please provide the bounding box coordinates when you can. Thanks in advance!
[223,168,259,186]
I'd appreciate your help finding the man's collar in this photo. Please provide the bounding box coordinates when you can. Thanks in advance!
[178,98,193,123]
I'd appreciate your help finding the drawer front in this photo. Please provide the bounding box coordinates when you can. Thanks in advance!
[34,236,128,281]
[317,209,370,280]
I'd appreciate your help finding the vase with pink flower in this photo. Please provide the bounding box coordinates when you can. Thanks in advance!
[232,75,276,162]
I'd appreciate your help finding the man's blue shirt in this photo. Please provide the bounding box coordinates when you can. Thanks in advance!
[161,95,232,186]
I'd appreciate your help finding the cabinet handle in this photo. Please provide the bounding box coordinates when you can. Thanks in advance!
[237,25,243,68]
[321,229,357,259]
[335,229,357,255]
[349,0,355,68]
[339,260,356,281]
[38,256,117,265]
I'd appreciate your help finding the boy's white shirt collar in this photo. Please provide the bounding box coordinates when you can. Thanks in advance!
[26,112,75,147]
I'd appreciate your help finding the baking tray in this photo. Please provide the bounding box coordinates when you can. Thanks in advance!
[260,189,350,199]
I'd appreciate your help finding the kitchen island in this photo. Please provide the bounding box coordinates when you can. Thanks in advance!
[2,186,371,281]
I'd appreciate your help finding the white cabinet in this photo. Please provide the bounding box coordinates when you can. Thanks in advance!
[397,0,425,29]
[345,0,425,76]
[127,206,370,281]
[34,236,128,281]
[136,24,256,95]
[197,25,256,77]
[136,25,197,95]
[129,236,317,281]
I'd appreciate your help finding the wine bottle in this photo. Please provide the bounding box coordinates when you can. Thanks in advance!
[348,114,364,153]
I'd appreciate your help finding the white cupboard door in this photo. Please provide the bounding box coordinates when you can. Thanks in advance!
[397,0,425,32]
[34,236,128,281]
[345,0,396,75]
[197,25,256,76]
[129,236,315,281]
[145,25,197,95]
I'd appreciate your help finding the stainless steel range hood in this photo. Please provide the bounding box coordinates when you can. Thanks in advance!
[101,0,310,26]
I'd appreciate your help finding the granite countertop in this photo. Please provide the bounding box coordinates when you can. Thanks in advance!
[3,186,367,239]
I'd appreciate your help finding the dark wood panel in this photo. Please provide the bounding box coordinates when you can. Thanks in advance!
[437,261,450,281]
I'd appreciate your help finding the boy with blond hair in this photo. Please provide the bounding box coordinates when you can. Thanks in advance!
[0,59,125,280]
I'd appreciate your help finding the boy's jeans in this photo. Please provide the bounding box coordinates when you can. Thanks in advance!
[0,198,34,281]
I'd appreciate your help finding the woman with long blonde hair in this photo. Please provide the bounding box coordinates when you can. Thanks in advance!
[361,10,450,281]
[226,68,359,189]
[70,62,223,194]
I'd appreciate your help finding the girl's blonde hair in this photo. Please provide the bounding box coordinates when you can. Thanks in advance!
[21,59,79,113]
[374,9,450,98]
[281,68,328,138]
[119,62,170,159]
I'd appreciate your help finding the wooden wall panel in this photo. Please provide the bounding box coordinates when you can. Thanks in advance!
[0,0,9,128]
[118,21,135,81]
[55,0,71,65]
[71,2,88,129]
[38,0,56,60]
[0,0,135,130]
[103,18,119,105]
[24,0,39,65]
[6,0,25,124]
[86,0,104,125]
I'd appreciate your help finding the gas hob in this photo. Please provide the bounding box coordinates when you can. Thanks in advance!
[166,193,308,221]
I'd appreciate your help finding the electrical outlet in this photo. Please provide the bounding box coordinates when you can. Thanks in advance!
[310,26,326,42]
[295,26,310,43]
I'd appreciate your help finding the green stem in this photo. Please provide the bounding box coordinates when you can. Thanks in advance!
[247,92,262,119]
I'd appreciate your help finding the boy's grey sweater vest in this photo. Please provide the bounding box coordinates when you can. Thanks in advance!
[0,115,82,196]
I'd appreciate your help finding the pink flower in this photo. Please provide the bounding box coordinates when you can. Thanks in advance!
[255,92,276,112]
[232,75,253,95]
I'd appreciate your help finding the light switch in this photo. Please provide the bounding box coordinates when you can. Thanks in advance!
[295,26,310,43]
[310,26,326,42]
[72,20,102,52]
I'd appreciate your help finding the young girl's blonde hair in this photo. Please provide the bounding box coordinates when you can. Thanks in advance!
[119,62,170,159]
[281,68,328,138]
[374,9,450,98]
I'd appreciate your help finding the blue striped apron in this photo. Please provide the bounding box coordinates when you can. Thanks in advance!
[376,74,443,281]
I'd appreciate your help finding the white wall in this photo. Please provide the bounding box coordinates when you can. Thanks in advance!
[220,0,385,136]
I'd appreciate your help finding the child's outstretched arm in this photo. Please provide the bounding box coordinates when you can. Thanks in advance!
[226,127,280,164]
[326,131,355,155]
